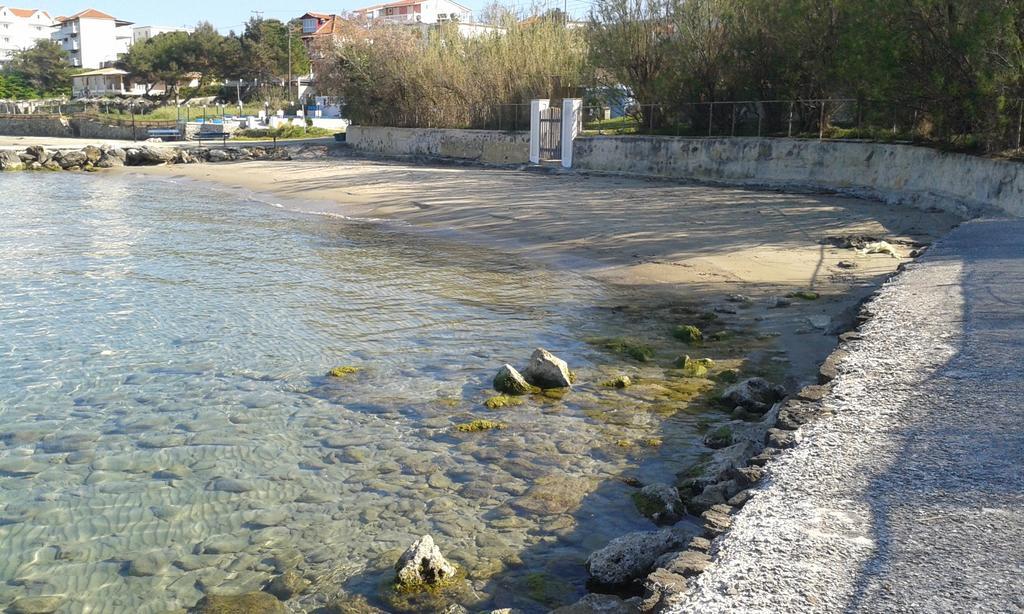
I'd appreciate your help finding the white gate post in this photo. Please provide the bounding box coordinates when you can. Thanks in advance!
[529,99,550,165]
[561,98,582,169]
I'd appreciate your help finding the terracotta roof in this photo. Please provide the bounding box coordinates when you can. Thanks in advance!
[9,8,36,18]
[69,8,116,20]
[356,0,470,13]
[299,12,331,19]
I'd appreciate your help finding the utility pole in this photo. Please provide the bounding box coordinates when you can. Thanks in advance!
[251,10,264,20]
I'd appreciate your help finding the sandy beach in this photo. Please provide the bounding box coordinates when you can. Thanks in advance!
[124,154,960,386]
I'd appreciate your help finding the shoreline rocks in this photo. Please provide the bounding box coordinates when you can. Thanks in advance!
[0,143,331,173]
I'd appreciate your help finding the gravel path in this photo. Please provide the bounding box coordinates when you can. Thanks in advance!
[675,218,1024,613]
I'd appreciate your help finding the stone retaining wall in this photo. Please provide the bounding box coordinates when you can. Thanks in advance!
[0,115,146,141]
[346,126,529,165]
[572,136,1024,218]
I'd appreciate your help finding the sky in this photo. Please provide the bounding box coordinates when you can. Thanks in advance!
[30,0,595,31]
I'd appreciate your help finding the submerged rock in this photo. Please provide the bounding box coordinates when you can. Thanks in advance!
[586,527,693,586]
[493,364,537,395]
[552,594,640,614]
[394,535,458,590]
[454,419,505,432]
[721,378,785,413]
[264,570,310,600]
[9,596,63,614]
[632,483,683,524]
[522,348,573,389]
[327,365,360,378]
[191,592,287,613]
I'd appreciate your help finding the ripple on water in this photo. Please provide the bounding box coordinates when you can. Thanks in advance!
[0,172,708,613]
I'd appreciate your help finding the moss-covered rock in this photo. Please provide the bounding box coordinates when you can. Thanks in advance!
[678,356,716,378]
[590,337,655,362]
[788,290,820,300]
[454,419,506,432]
[703,425,734,449]
[672,325,703,344]
[493,364,539,395]
[327,366,360,378]
[484,394,523,409]
[715,369,740,384]
[601,375,633,388]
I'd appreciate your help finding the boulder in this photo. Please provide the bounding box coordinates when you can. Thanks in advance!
[638,568,688,612]
[103,146,127,161]
[721,378,785,413]
[55,149,86,169]
[25,145,49,163]
[632,483,683,524]
[94,152,125,168]
[586,527,694,586]
[394,535,458,589]
[493,364,537,395]
[82,145,102,163]
[0,150,26,171]
[208,148,234,163]
[551,594,640,614]
[522,348,573,389]
[42,160,62,171]
[126,146,173,166]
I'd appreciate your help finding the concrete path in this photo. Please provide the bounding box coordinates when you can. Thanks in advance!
[676,218,1024,613]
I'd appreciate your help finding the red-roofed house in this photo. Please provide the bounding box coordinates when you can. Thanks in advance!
[0,6,55,66]
[50,7,133,68]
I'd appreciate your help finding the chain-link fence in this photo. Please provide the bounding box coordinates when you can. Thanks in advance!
[580,98,1024,152]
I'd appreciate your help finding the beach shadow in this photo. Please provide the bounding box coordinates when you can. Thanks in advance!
[843,221,1024,612]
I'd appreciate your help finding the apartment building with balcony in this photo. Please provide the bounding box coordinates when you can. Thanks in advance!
[0,6,55,66]
[51,8,133,69]
[353,0,472,25]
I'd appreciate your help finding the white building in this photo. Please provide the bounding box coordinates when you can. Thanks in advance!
[51,8,133,69]
[0,6,55,66]
[354,0,472,25]
[132,25,189,44]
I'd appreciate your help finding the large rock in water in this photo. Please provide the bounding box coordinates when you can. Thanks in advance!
[0,150,25,171]
[394,535,458,589]
[55,149,87,169]
[586,527,694,586]
[721,377,786,413]
[493,364,536,395]
[522,348,573,389]
[25,145,50,164]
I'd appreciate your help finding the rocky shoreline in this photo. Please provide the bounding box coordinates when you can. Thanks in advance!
[0,143,946,613]
[0,143,329,172]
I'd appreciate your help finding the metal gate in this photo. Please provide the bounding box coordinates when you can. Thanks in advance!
[539,106,562,161]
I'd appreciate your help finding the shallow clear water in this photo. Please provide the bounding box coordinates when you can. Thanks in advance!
[0,172,706,613]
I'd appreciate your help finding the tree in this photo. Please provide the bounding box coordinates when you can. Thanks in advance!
[239,18,310,89]
[4,40,73,94]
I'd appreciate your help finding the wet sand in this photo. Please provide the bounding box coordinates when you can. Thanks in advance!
[123,155,961,387]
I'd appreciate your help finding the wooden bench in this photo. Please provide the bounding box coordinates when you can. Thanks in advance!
[147,128,181,141]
